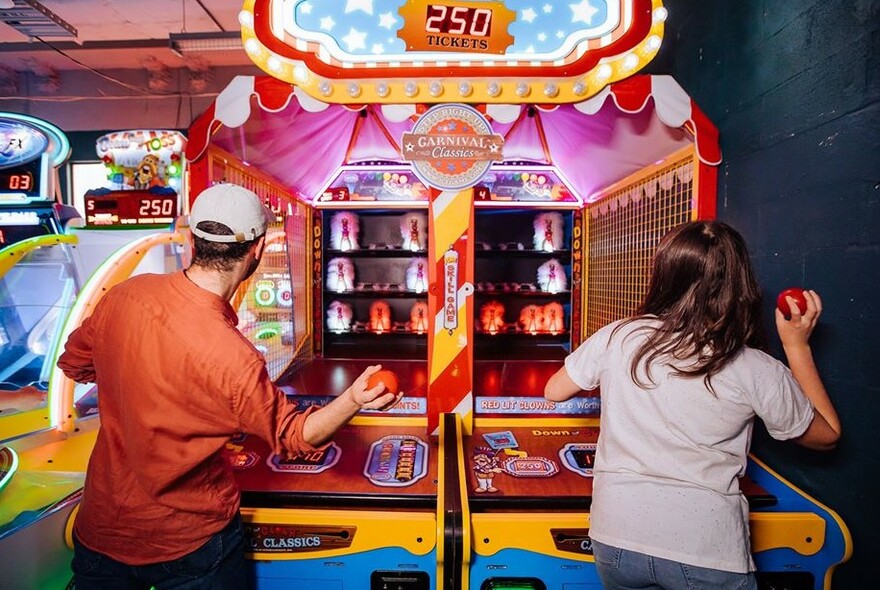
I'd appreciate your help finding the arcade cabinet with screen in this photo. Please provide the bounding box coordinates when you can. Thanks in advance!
[0,112,75,431]
[0,113,71,248]
[180,1,851,589]
[72,129,187,282]
[0,127,192,590]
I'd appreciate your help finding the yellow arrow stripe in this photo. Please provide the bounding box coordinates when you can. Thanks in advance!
[430,290,471,382]
[432,190,471,259]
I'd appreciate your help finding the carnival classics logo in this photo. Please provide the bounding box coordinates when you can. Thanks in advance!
[402,104,504,191]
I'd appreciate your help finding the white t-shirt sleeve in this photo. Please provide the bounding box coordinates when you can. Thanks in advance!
[563,322,617,391]
[745,356,815,440]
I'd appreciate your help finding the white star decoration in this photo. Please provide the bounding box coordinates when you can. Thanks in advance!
[320,16,336,31]
[570,0,599,25]
[522,7,537,23]
[378,12,396,29]
[371,43,385,54]
[342,27,367,52]
[543,4,553,13]
[556,30,565,39]
[405,142,414,152]
[345,0,373,15]
[537,32,547,42]
[300,3,312,14]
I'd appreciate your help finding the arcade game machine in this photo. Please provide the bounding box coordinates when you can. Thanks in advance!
[0,129,191,590]
[0,224,190,589]
[189,140,446,587]
[71,129,187,283]
[0,112,75,439]
[183,1,850,589]
[1,129,187,435]
[0,112,72,248]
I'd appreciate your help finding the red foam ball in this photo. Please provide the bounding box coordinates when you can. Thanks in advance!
[367,369,399,394]
[776,287,808,316]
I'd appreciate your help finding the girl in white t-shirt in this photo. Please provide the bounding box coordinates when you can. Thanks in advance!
[545,220,840,590]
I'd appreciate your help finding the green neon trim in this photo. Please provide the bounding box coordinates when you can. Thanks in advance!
[0,446,19,492]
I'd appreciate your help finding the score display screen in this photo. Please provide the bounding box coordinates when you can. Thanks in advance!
[397,0,514,54]
[85,192,178,227]
[425,4,492,36]
[0,158,43,199]
[0,172,34,193]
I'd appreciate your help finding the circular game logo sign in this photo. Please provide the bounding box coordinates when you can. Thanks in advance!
[402,104,504,191]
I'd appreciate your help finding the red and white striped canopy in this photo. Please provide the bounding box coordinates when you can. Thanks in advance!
[187,74,720,202]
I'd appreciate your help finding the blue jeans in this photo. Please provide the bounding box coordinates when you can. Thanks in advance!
[72,514,249,590]
[592,540,757,590]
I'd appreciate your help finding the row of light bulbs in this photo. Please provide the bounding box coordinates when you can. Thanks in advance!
[239,4,667,102]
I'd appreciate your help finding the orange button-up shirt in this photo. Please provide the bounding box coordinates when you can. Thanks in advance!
[58,270,318,564]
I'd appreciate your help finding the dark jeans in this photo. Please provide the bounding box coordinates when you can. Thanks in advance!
[72,514,249,590]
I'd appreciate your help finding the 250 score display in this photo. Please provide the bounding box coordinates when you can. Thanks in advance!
[138,197,175,217]
[425,4,492,37]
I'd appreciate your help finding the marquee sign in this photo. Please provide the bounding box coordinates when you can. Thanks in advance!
[241,0,666,104]
[401,103,503,191]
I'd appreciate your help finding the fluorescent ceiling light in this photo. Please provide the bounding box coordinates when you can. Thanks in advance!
[0,0,77,39]
[169,32,243,57]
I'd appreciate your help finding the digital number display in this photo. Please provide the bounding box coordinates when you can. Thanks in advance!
[425,4,492,36]
[85,191,178,227]
[1,173,34,191]
[398,1,513,55]
[137,197,175,217]
[0,158,43,198]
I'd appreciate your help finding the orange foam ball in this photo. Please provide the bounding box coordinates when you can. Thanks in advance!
[367,369,399,394]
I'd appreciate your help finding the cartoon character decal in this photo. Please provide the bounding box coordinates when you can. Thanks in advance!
[127,153,165,190]
[472,446,503,493]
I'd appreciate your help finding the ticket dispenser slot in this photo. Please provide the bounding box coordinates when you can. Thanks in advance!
[480,578,547,590]
[370,570,430,590]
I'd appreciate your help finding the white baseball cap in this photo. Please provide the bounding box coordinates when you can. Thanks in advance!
[189,184,275,243]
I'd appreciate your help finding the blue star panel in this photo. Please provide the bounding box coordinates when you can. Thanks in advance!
[290,0,614,60]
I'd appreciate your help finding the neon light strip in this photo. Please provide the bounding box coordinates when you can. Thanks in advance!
[0,446,19,492]
[0,234,78,278]
[48,231,187,430]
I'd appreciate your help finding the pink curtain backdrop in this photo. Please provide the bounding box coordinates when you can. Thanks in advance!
[189,76,711,202]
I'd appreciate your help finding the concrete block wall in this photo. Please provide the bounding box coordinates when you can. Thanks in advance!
[648,1,879,586]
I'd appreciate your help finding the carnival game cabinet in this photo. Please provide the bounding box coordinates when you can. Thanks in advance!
[0,112,73,251]
[746,457,852,590]
[69,129,188,284]
[186,11,848,582]
[466,189,602,590]
[193,162,443,588]
[0,112,73,425]
[464,161,851,588]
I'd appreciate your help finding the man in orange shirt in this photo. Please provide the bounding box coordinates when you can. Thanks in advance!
[58,184,400,589]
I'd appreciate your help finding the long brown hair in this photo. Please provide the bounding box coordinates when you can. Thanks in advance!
[622,220,764,391]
